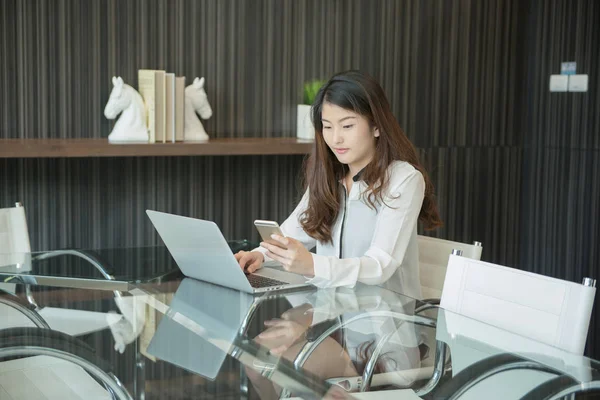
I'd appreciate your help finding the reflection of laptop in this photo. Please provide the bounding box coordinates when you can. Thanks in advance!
[146,210,311,294]
[146,278,256,380]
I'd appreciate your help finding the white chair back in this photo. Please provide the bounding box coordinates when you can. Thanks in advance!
[0,202,31,254]
[0,202,32,294]
[418,235,482,300]
[440,254,596,355]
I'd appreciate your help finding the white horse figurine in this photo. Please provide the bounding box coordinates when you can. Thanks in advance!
[184,77,213,141]
[104,76,149,143]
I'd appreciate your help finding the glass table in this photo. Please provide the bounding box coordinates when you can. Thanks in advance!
[0,246,599,399]
[0,241,254,290]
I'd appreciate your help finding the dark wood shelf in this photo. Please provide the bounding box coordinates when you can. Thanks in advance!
[0,138,314,158]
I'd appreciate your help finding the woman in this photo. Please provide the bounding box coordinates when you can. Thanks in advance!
[236,70,442,299]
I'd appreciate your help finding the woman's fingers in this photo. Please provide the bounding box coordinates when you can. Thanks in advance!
[270,234,290,247]
[237,252,254,270]
[263,234,294,250]
[260,242,289,258]
[263,238,287,250]
[236,251,264,272]
[265,251,291,269]
[247,258,262,273]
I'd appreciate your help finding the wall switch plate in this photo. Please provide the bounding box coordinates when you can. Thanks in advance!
[549,75,568,92]
[568,74,588,92]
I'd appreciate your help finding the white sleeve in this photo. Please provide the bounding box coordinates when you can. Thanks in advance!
[306,170,425,288]
[252,189,318,262]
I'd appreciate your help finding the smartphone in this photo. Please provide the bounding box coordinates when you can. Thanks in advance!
[254,220,285,242]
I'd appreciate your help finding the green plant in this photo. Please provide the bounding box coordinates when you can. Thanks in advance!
[303,79,326,105]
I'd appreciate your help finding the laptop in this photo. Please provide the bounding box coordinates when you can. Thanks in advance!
[146,210,312,294]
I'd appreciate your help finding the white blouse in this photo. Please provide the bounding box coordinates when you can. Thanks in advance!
[256,160,425,300]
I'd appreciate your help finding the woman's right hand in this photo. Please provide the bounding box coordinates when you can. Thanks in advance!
[234,250,265,273]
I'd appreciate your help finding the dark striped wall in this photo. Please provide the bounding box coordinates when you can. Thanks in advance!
[0,0,525,263]
[520,0,600,359]
[0,0,598,359]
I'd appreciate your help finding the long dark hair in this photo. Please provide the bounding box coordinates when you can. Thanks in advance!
[300,70,442,243]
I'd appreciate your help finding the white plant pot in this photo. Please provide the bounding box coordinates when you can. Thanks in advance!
[296,104,315,141]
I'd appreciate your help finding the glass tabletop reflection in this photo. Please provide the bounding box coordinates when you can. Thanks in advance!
[130,278,600,399]
[1,247,599,399]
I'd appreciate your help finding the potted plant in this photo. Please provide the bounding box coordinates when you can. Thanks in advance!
[297,79,325,141]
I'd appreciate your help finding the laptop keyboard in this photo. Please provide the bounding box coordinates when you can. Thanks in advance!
[246,274,288,288]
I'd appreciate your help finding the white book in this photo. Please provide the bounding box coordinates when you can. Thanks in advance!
[138,69,166,143]
[165,73,175,143]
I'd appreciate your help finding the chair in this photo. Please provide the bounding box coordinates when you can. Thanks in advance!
[414,236,483,388]
[0,203,138,398]
[0,292,133,399]
[417,235,483,302]
[421,254,597,399]
[286,252,597,399]
[0,202,147,395]
[0,202,132,337]
[440,254,595,355]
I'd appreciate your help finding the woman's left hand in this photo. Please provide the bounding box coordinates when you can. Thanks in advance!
[260,235,315,276]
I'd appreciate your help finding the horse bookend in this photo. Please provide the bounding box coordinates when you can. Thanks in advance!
[184,77,213,141]
[104,76,149,143]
